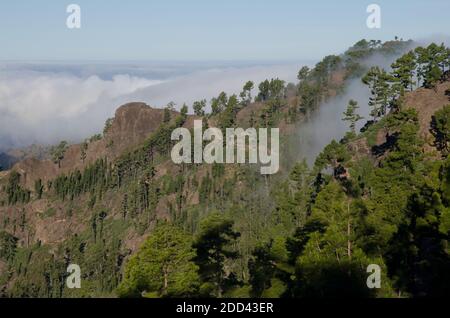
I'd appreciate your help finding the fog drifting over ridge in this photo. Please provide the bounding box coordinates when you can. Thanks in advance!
[292,43,424,166]
[0,61,306,150]
[1,36,449,152]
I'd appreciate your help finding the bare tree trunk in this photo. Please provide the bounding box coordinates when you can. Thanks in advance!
[163,267,168,294]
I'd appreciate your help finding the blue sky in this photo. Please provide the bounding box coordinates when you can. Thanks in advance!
[1,0,449,61]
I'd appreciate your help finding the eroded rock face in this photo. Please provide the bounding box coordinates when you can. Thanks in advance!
[107,102,166,152]
[6,102,170,188]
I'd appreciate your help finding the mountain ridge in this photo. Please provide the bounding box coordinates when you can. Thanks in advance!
[3,39,448,298]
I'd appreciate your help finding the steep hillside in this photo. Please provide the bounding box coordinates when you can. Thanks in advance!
[2,39,448,298]
[3,103,176,189]
[404,81,450,149]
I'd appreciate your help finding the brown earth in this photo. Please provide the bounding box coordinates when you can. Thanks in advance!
[348,80,450,163]
[403,81,450,151]
[2,103,176,189]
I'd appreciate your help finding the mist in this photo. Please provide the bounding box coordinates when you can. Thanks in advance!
[1,36,449,155]
[288,42,431,167]
[0,62,306,151]
[118,64,304,112]
[290,80,370,167]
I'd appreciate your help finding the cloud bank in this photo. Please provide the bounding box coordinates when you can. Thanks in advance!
[0,62,305,150]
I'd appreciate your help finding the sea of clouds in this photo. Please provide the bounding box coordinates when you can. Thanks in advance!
[0,61,306,150]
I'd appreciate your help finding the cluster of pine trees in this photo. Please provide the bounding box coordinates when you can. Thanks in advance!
[3,172,31,206]
[52,158,113,202]
[363,43,450,120]
[1,39,448,298]
[115,42,450,298]
[116,215,241,298]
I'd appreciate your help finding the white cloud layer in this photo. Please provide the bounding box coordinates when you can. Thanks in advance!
[0,62,304,150]
[0,73,158,123]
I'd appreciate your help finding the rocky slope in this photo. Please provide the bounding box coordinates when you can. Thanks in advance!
[2,39,432,297]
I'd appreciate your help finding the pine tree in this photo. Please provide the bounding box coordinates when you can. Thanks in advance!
[211,92,228,115]
[290,181,393,297]
[431,105,450,155]
[248,241,276,297]
[117,223,200,297]
[193,214,240,297]
[298,82,320,114]
[416,43,448,89]
[362,67,392,119]
[0,231,18,261]
[50,141,68,168]
[239,81,254,106]
[121,194,128,219]
[163,107,171,123]
[80,140,88,163]
[193,99,207,116]
[257,80,270,102]
[297,66,310,82]
[34,179,44,200]
[342,99,364,133]
[6,171,31,205]
[387,184,450,297]
[391,51,416,91]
